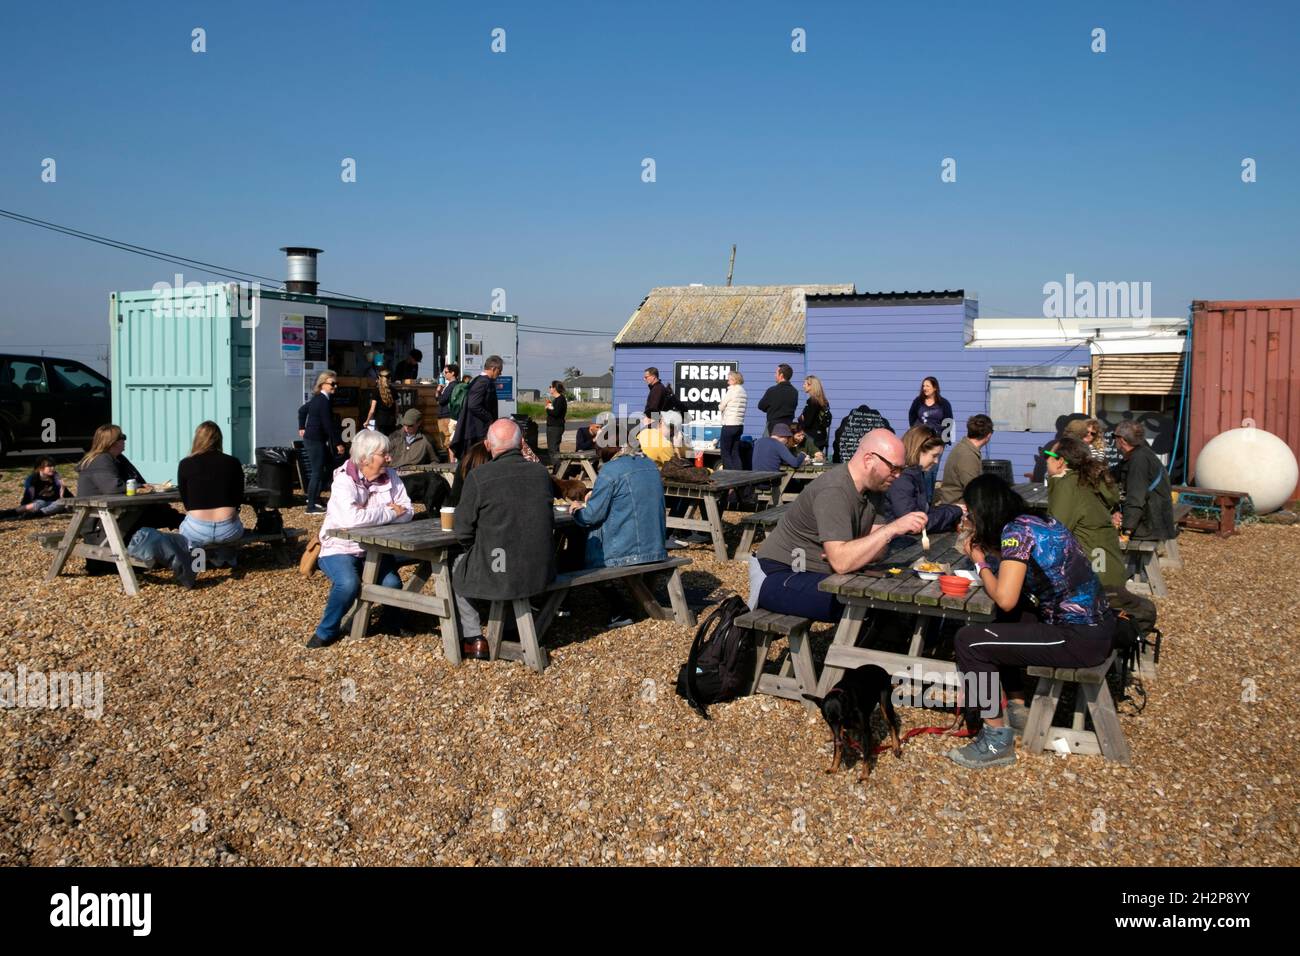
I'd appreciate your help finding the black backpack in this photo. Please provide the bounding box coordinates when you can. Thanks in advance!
[675,596,757,719]
[1110,609,1161,711]
[661,383,686,414]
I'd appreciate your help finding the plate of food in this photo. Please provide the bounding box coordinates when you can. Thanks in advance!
[912,559,947,581]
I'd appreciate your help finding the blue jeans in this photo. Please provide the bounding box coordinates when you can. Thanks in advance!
[27,498,68,516]
[127,527,196,586]
[181,515,245,566]
[303,439,332,508]
[316,552,402,641]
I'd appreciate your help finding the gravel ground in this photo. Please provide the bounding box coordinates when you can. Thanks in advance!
[1,464,1296,866]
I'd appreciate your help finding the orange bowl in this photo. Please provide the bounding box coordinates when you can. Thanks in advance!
[939,574,971,595]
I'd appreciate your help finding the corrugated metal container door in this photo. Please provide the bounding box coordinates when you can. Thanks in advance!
[111,286,247,483]
[1189,300,1300,500]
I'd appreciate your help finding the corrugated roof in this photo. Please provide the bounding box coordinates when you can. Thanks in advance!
[805,289,965,305]
[614,284,854,346]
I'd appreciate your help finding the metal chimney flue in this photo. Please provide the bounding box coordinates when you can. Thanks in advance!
[281,246,323,294]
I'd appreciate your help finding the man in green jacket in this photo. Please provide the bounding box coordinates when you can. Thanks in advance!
[936,414,993,506]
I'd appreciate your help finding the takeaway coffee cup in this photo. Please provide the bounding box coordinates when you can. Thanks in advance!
[440,507,455,531]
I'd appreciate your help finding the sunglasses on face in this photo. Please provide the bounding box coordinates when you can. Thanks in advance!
[871,451,904,476]
[1044,449,1062,460]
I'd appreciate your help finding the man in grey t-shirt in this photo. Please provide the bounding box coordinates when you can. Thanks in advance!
[750,429,926,621]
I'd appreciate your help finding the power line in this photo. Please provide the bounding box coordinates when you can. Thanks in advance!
[1,207,624,322]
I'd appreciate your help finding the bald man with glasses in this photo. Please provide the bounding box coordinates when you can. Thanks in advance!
[750,429,927,622]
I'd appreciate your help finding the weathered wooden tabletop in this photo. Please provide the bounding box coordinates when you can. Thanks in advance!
[1013,481,1049,509]
[63,485,275,510]
[818,530,996,621]
[664,470,783,495]
[331,511,575,551]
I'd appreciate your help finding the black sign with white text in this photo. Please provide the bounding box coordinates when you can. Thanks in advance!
[673,361,738,424]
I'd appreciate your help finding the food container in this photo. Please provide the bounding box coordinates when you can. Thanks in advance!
[912,558,947,581]
[939,574,971,596]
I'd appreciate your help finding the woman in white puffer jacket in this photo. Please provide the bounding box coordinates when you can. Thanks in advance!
[717,370,748,471]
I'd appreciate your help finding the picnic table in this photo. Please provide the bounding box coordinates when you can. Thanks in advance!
[327,520,489,665]
[396,461,458,485]
[550,450,600,483]
[774,460,830,502]
[44,485,288,596]
[814,531,996,700]
[330,512,693,671]
[1014,481,1177,596]
[1172,485,1250,537]
[663,470,783,562]
[1014,481,1048,508]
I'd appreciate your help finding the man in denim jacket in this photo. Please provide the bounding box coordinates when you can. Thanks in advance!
[571,444,668,568]
[569,442,668,628]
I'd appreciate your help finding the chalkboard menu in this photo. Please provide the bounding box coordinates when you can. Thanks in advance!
[832,404,895,463]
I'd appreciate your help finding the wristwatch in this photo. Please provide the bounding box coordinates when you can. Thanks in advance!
[974,560,991,575]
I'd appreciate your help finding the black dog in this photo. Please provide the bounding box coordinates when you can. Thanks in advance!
[803,665,902,782]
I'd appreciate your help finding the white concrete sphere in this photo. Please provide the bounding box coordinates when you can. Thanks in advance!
[1194,426,1299,514]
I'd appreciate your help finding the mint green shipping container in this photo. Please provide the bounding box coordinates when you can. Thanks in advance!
[111,284,253,483]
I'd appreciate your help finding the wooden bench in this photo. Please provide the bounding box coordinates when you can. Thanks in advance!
[735,502,792,559]
[1119,537,1171,597]
[35,528,304,570]
[1022,652,1130,764]
[734,609,819,712]
[485,557,696,673]
[1172,485,1249,538]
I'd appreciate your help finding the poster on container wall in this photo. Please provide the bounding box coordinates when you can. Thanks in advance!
[252,298,327,449]
[460,317,518,416]
[280,314,305,378]
[673,361,737,425]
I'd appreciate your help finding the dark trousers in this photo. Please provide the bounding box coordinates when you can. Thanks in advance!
[755,557,844,623]
[546,424,565,461]
[954,613,1116,718]
[720,425,744,470]
[303,439,331,507]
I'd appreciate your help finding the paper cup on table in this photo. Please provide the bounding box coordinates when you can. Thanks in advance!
[439,507,455,531]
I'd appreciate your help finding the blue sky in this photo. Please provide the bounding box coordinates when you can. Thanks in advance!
[1,0,1296,384]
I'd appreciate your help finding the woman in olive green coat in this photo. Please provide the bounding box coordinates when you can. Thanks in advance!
[1047,437,1156,630]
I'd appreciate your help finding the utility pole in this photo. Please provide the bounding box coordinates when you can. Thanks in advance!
[726,244,736,287]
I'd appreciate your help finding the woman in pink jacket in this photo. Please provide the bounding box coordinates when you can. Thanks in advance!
[309,430,414,648]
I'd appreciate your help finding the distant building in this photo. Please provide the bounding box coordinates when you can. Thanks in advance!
[612,282,1190,477]
[564,372,613,402]
[517,388,542,402]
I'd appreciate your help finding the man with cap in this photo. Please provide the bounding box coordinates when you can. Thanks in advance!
[751,422,807,473]
[389,409,447,514]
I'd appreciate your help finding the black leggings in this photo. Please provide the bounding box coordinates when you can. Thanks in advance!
[955,612,1115,718]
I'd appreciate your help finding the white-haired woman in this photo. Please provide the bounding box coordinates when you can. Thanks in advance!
[309,430,414,648]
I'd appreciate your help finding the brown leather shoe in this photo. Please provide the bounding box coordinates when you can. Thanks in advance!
[461,637,490,661]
